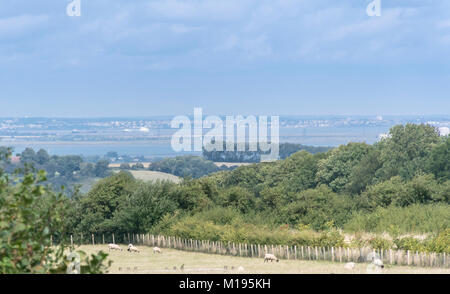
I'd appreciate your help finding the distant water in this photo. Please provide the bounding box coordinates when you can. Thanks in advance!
[3,125,391,157]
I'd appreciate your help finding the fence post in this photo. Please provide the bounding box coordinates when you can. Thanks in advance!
[112,233,115,244]
[70,235,73,247]
[92,234,94,245]
[102,234,105,244]
[332,247,334,262]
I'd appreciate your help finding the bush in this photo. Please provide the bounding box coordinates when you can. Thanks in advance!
[0,149,111,273]
[344,204,450,234]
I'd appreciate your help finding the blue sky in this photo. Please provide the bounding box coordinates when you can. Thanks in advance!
[0,0,450,117]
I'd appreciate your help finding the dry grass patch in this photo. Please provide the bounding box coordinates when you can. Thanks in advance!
[77,245,450,274]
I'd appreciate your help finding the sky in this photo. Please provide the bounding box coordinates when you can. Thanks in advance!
[0,0,450,117]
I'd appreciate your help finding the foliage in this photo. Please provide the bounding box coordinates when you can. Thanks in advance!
[316,143,372,192]
[202,142,331,163]
[149,155,227,178]
[0,149,111,273]
[375,124,441,181]
[427,136,450,181]
[344,204,450,234]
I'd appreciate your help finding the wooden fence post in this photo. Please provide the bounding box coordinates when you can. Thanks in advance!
[112,233,115,244]
[70,235,73,247]
[102,234,105,244]
[92,234,94,245]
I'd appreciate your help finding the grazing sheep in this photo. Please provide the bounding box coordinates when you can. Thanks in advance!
[153,247,162,254]
[344,262,356,270]
[108,243,123,252]
[373,258,384,269]
[127,244,140,253]
[366,258,384,274]
[264,253,279,263]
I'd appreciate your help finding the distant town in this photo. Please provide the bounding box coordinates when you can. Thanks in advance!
[1,115,449,157]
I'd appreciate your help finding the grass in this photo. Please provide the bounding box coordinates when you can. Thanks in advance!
[112,170,181,183]
[76,245,450,274]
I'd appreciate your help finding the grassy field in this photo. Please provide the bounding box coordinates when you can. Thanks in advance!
[112,170,181,183]
[77,245,450,274]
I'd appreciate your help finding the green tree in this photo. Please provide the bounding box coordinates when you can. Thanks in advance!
[94,160,110,177]
[20,147,36,163]
[346,149,382,195]
[219,186,255,213]
[111,181,178,233]
[316,143,373,192]
[36,149,50,165]
[74,172,135,234]
[376,124,440,181]
[427,136,450,181]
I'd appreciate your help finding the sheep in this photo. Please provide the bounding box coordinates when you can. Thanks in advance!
[344,262,355,270]
[237,266,244,272]
[180,264,184,271]
[264,253,279,263]
[108,243,123,252]
[373,258,384,269]
[153,247,162,254]
[366,258,384,274]
[127,244,140,253]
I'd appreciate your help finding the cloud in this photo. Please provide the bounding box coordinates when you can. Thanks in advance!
[0,14,49,37]
[1,0,450,70]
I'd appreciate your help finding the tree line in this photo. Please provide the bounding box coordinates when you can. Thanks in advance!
[202,142,331,162]
[61,123,449,253]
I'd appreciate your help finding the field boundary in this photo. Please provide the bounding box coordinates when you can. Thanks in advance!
[68,233,449,268]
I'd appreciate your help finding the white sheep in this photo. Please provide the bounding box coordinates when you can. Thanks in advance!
[127,244,140,253]
[153,247,162,254]
[108,243,123,252]
[264,253,279,263]
[344,262,355,270]
[366,258,384,274]
[373,258,384,268]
